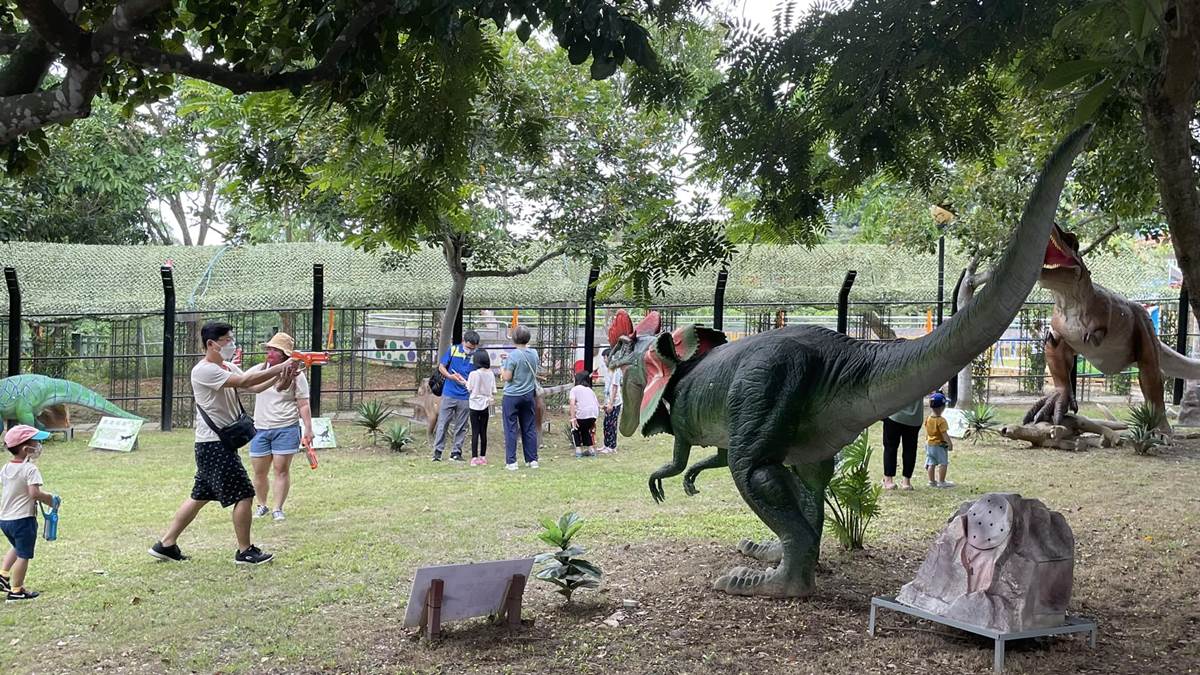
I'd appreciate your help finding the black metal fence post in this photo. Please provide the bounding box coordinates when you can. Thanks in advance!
[1175,283,1190,405]
[4,268,20,377]
[947,269,968,406]
[836,270,858,335]
[583,267,600,372]
[311,264,324,417]
[936,235,946,326]
[160,266,176,431]
[713,268,729,331]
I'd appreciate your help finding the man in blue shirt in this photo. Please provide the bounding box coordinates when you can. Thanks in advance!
[432,330,480,462]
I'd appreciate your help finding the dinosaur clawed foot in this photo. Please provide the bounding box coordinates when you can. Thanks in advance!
[736,538,783,563]
[1024,391,1077,425]
[682,471,701,496]
[713,564,813,598]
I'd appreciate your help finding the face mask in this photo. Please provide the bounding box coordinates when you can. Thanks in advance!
[218,340,237,361]
[265,350,285,366]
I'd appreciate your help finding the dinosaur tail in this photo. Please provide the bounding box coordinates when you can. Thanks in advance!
[45,380,142,420]
[1159,343,1200,380]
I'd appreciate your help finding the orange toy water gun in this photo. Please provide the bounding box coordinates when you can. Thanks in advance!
[303,435,319,470]
[291,351,331,367]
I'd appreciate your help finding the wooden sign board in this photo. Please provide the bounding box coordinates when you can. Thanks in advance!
[403,558,535,635]
[309,417,337,448]
[89,417,145,452]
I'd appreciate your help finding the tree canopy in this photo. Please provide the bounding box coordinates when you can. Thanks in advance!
[0,0,694,166]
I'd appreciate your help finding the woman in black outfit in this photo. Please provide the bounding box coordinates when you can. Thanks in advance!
[882,397,924,490]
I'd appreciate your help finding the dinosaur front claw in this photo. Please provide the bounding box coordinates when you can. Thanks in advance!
[682,473,700,496]
[648,477,666,503]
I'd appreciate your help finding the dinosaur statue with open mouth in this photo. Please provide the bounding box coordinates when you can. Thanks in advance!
[1026,224,1200,431]
[604,127,1094,597]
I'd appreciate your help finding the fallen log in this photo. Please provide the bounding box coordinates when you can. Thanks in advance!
[1000,413,1124,450]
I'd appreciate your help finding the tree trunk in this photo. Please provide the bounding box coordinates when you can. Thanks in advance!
[438,238,467,356]
[954,260,989,407]
[1142,6,1200,324]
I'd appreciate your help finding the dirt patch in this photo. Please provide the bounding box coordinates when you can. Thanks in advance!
[290,527,1195,675]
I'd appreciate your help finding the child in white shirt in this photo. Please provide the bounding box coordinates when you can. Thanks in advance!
[466,350,497,466]
[569,371,601,458]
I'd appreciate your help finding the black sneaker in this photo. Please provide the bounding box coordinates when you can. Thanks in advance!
[148,541,190,562]
[431,455,442,462]
[235,545,274,565]
[449,454,464,463]
[6,589,39,601]
[0,575,10,592]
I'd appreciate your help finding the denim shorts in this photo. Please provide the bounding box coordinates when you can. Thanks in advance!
[249,425,301,458]
[925,444,949,467]
[0,517,38,559]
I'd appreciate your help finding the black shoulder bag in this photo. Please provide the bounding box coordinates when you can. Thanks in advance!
[196,394,257,451]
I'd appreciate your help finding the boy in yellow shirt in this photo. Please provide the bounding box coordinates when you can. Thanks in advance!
[924,393,954,488]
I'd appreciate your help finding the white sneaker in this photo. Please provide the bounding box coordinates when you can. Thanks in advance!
[528,461,540,469]
[253,505,269,518]
[505,463,519,471]
[272,510,285,521]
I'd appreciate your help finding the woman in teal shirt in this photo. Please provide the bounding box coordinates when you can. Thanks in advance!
[500,325,540,470]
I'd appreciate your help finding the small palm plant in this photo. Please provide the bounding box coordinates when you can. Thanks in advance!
[963,403,999,443]
[534,512,602,603]
[824,432,883,550]
[1126,403,1167,455]
[382,423,413,452]
[354,400,393,445]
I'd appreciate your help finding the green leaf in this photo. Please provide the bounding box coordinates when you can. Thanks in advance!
[1071,77,1118,127]
[1039,60,1111,90]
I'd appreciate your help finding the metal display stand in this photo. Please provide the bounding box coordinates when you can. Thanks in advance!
[868,596,1097,674]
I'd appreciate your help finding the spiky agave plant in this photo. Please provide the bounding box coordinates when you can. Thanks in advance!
[823,432,883,550]
[354,400,393,445]
[1126,403,1166,455]
[963,403,999,443]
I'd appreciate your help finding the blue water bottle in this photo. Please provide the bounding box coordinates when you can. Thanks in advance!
[41,495,60,541]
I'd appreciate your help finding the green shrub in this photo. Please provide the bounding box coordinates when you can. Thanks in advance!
[823,432,882,550]
[382,423,413,452]
[534,512,602,603]
[963,403,999,443]
[354,400,393,445]
[1126,403,1166,455]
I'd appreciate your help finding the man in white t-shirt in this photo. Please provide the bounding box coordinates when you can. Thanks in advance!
[243,332,313,522]
[149,321,297,566]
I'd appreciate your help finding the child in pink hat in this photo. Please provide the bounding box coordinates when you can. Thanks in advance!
[1,425,59,600]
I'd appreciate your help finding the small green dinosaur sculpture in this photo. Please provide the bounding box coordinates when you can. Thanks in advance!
[605,127,1093,597]
[0,374,142,428]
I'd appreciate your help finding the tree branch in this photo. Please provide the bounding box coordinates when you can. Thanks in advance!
[118,0,392,94]
[0,64,102,142]
[14,0,88,64]
[465,247,567,278]
[1079,219,1122,257]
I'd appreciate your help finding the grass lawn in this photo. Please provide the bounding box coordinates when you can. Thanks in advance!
[2,406,1198,674]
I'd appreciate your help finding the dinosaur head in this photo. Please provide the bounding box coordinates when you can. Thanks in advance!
[1040,222,1088,289]
[605,310,664,436]
[605,310,728,437]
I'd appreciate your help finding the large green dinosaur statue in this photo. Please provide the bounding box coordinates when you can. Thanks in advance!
[0,374,142,428]
[1025,223,1200,431]
[604,127,1093,597]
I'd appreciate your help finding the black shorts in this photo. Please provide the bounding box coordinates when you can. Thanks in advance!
[572,418,597,447]
[190,441,256,508]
